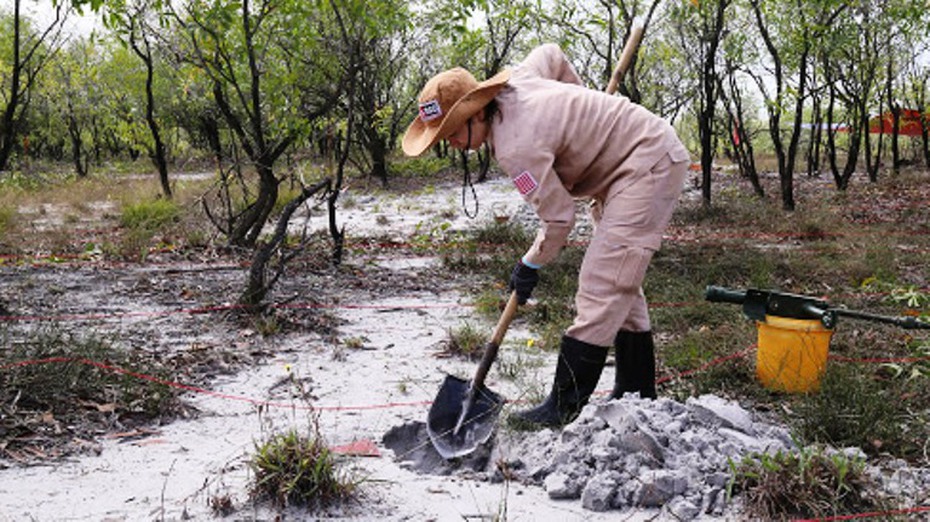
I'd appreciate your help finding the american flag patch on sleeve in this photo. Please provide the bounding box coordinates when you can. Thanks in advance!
[513,170,539,196]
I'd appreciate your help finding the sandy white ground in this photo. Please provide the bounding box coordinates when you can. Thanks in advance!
[0,288,656,521]
[1,177,682,521]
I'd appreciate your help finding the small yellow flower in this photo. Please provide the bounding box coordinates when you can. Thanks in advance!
[284,363,293,373]
[526,339,535,348]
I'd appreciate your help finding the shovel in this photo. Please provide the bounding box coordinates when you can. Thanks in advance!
[427,291,519,460]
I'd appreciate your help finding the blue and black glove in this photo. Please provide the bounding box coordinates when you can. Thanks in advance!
[509,260,539,305]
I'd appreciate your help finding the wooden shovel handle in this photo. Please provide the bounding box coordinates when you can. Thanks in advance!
[606,23,644,95]
[471,291,520,390]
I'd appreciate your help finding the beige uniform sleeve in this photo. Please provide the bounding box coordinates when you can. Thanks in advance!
[499,150,576,268]
[501,44,586,267]
[517,43,584,86]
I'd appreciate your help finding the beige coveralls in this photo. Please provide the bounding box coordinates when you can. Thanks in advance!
[489,44,690,347]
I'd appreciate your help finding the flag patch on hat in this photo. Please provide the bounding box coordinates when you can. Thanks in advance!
[419,99,442,122]
[513,170,538,195]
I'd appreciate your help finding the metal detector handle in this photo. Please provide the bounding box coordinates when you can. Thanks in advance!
[827,308,930,330]
[705,285,747,305]
[471,291,520,390]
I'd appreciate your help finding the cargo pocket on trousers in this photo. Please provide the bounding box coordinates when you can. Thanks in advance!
[611,246,653,293]
[582,231,653,296]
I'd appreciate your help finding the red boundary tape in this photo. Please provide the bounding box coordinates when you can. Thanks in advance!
[4,347,926,413]
[0,356,431,412]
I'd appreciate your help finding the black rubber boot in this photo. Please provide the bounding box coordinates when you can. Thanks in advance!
[510,335,608,428]
[610,330,657,400]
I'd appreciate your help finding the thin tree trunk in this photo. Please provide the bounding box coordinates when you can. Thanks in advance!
[240,179,330,307]
[0,0,24,172]
[129,19,171,198]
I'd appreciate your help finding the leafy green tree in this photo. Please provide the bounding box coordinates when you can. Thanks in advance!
[95,42,149,161]
[717,5,764,197]
[167,0,344,247]
[874,1,926,175]
[50,38,101,176]
[0,0,70,172]
[338,0,414,186]
[901,39,930,169]
[111,0,173,197]
[671,0,731,207]
[543,0,662,102]
[821,2,885,191]
[170,63,224,168]
[747,0,846,210]
[426,0,535,78]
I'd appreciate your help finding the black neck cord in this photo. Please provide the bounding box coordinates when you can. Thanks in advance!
[460,120,479,218]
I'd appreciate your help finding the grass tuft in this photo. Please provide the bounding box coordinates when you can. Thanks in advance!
[249,425,358,509]
[728,446,875,520]
[441,322,487,360]
[0,327,181,459]
[120,198,180,231]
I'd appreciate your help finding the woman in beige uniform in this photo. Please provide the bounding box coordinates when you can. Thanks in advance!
[402,44,690,427]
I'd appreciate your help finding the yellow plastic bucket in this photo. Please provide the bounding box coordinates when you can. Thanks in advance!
[755,315,833,393]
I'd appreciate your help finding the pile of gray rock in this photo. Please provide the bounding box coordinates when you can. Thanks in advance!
[383,393,930,519]
[493,394,930,518]
[494,394,795,517]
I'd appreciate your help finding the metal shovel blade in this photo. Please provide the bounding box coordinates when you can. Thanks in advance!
[426,374,504,460]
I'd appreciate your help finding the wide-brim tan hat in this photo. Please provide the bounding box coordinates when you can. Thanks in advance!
[402,67,511,157]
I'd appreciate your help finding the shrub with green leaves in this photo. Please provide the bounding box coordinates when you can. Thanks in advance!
[390,155,450,179]
[116,199,182,260]
[441,219,528,275]
[249,427,357,509]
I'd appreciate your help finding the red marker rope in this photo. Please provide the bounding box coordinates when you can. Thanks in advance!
[0,357,431,412]
[1,345,926,412]
[2,344,759,411]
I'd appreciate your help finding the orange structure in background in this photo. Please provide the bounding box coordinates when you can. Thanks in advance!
[868,108,929,136]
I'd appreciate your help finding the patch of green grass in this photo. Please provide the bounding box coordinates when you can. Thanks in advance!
[496,339,546,381]
[409,220,461,253]
[441,322,487,360]
[789,363,930,460]
[660,322,759,401]
[0,328,178,419]
[441,219,529,275]
[0,170,52,191]
[120,198,180,232]
[252,313,282,337]
[117,199,182,260]
[0,327,181,458]
[249,426,358,509]
[0,206,14,238]
[390,155,450,179]
[728,445,876,520]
